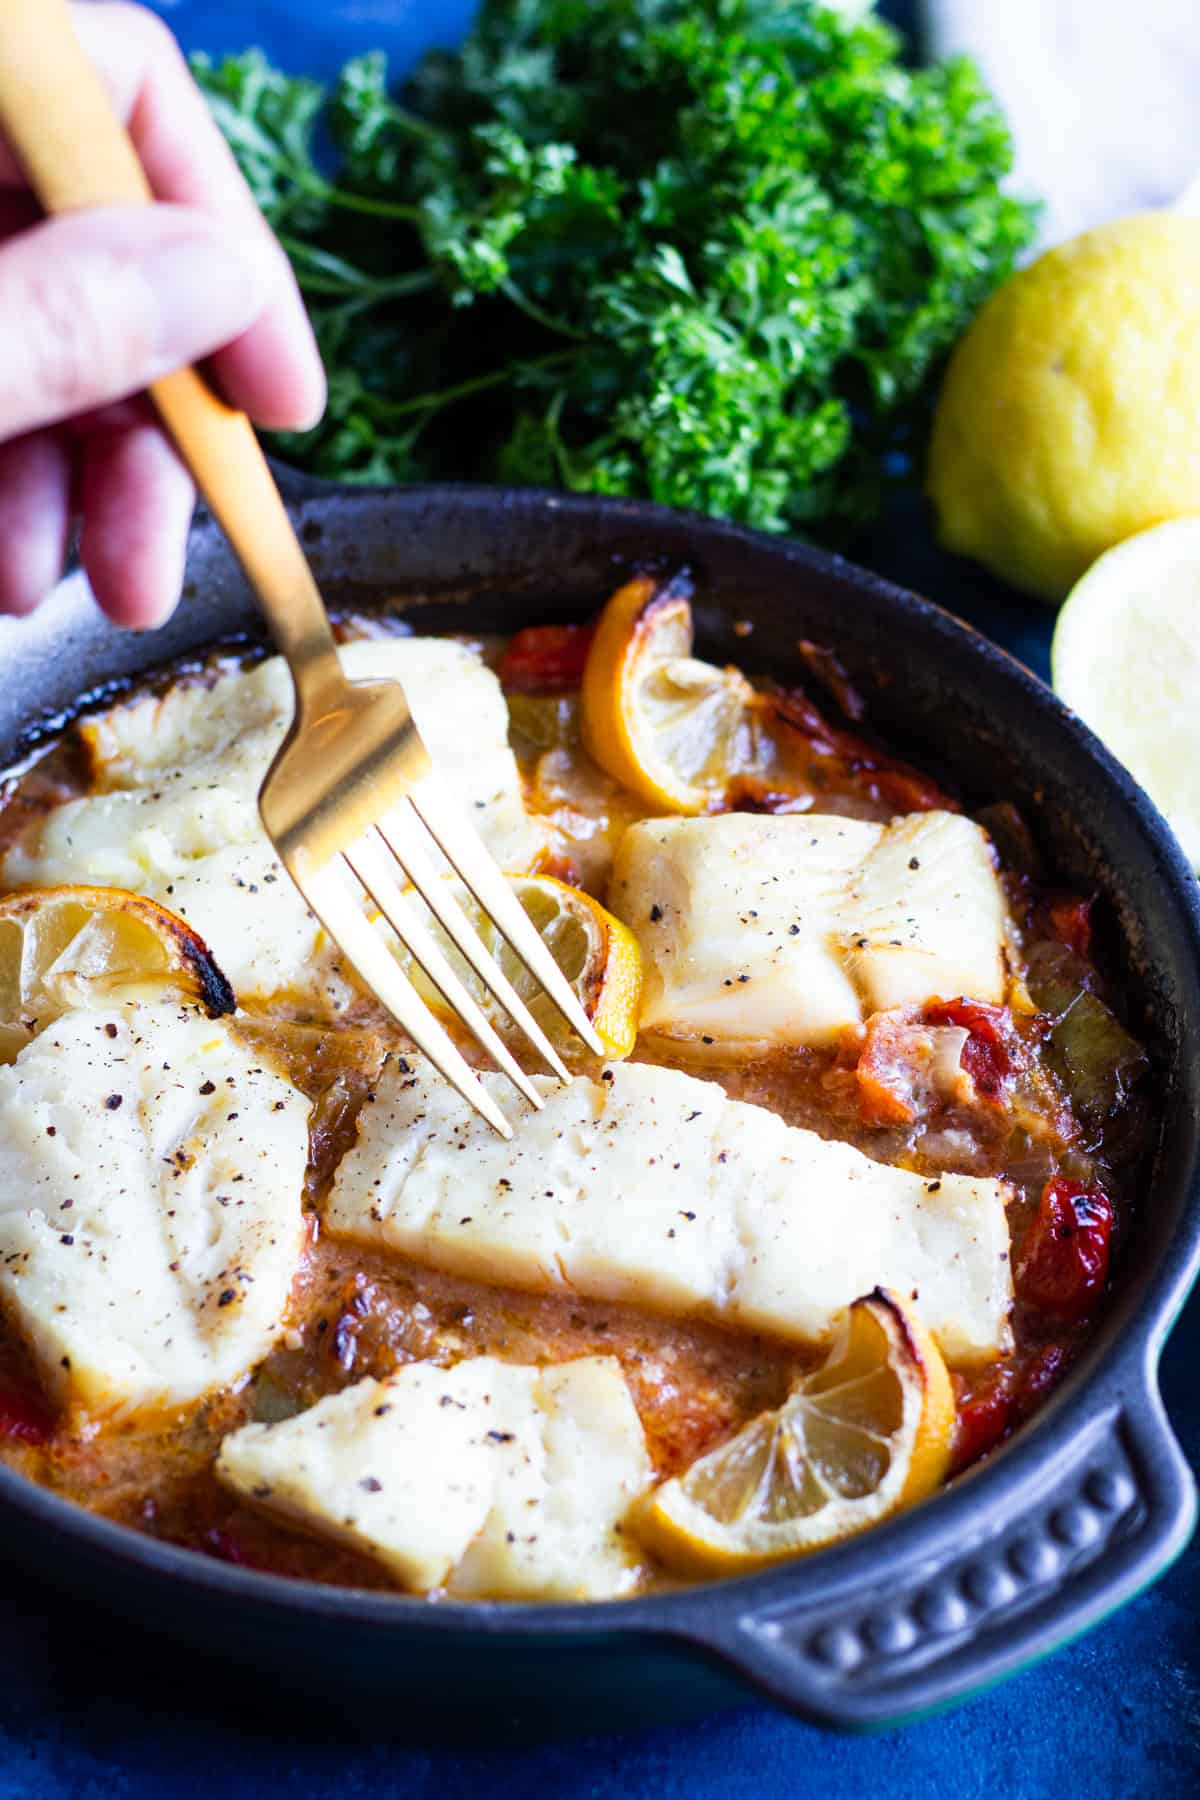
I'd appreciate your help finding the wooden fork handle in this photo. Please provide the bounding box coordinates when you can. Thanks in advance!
[0,0,342,708]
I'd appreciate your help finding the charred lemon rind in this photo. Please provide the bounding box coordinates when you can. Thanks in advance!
[0,884,236,1065]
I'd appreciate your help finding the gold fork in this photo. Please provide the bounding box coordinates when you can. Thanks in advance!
[0,0,603,1136]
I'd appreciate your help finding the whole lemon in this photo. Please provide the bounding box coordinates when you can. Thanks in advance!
[927,213,1200,601]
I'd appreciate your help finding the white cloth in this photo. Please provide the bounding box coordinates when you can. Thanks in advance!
[925,0,1200,246]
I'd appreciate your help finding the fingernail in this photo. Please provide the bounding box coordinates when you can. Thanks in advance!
[140,230,276,370]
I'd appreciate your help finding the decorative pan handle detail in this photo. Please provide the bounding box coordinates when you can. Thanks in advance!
[683,1380,1194,1727]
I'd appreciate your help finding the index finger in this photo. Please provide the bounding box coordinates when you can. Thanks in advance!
[0,3,325,431]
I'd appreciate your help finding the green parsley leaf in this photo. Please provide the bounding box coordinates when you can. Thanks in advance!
[193,0,1036,530]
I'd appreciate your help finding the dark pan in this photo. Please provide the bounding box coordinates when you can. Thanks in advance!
[0,482,1196,1733]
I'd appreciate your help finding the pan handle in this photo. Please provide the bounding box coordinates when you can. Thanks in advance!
[675,1377,1194,1729]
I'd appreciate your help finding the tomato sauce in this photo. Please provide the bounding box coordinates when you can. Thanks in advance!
[0,610,1153,1588]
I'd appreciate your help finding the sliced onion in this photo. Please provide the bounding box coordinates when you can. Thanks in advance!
[929,1025,970,1093]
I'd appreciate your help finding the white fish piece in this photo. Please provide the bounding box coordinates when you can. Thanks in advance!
[1,640,547,1009]
[0,1001,309,1420]
[216,1354,652,1599]
[325,1058,1012,1365]
[610,810,1010,1052]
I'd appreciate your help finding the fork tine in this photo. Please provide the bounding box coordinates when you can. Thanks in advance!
[294,854,514,1138]
[345,830,545,1111]
[377,801,572,1082]
[406,772,607,1058]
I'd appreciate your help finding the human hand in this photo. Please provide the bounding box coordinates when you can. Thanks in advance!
[0,2,325,626]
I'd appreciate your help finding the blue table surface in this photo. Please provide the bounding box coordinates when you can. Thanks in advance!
[2,4,1197,1794]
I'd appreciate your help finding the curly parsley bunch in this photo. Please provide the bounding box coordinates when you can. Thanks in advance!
[195,0,1034,531]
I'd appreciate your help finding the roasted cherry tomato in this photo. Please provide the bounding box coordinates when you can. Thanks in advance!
[497,624,595,693]
[1046,893,1094,957]
[1018,1178,1113,1321]
[925,997,1014,1098]
[0,1384,52,1446]
[951,1380,1013,1473]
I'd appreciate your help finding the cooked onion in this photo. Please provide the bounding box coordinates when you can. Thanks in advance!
[929,1025,970,1093]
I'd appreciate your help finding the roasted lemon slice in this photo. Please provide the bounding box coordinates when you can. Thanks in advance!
[581,577,757,813]
[635,1290,955,1573]
[410,873,643,1061]
[0,885,235,1062]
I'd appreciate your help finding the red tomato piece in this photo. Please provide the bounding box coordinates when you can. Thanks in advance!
[0,1384,52,1446]
[925,997,1014,1098]
[1018,1179,1113,1322]
[497,624,595,693]
[1046,893,1094,957]
[951,1381,1013,1473]
[925,997,1009,1045]
[854,1012,923,1126]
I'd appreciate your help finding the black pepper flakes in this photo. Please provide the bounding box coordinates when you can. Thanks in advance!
[217,1288,236,1307]
[198,1080,216,1096]
[104,1093,123,1111]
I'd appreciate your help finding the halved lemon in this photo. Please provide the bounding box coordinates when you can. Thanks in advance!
[634,1290,955,1574]
[409,873,643,1061]
[1051,517,1200,870]
[0,885,235,1063]
[580,577,757,813]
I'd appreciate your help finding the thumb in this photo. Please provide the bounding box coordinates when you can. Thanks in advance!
[0,203,279,439]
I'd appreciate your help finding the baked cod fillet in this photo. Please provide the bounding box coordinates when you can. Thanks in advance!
[1,640,547,1012]
[217,1354,652,1599]
[325,1059,1012,1365]
[610,811,1011,1051]
[0,1002,309,1420]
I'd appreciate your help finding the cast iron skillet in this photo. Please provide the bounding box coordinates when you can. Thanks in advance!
[0,482,1197,1734]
